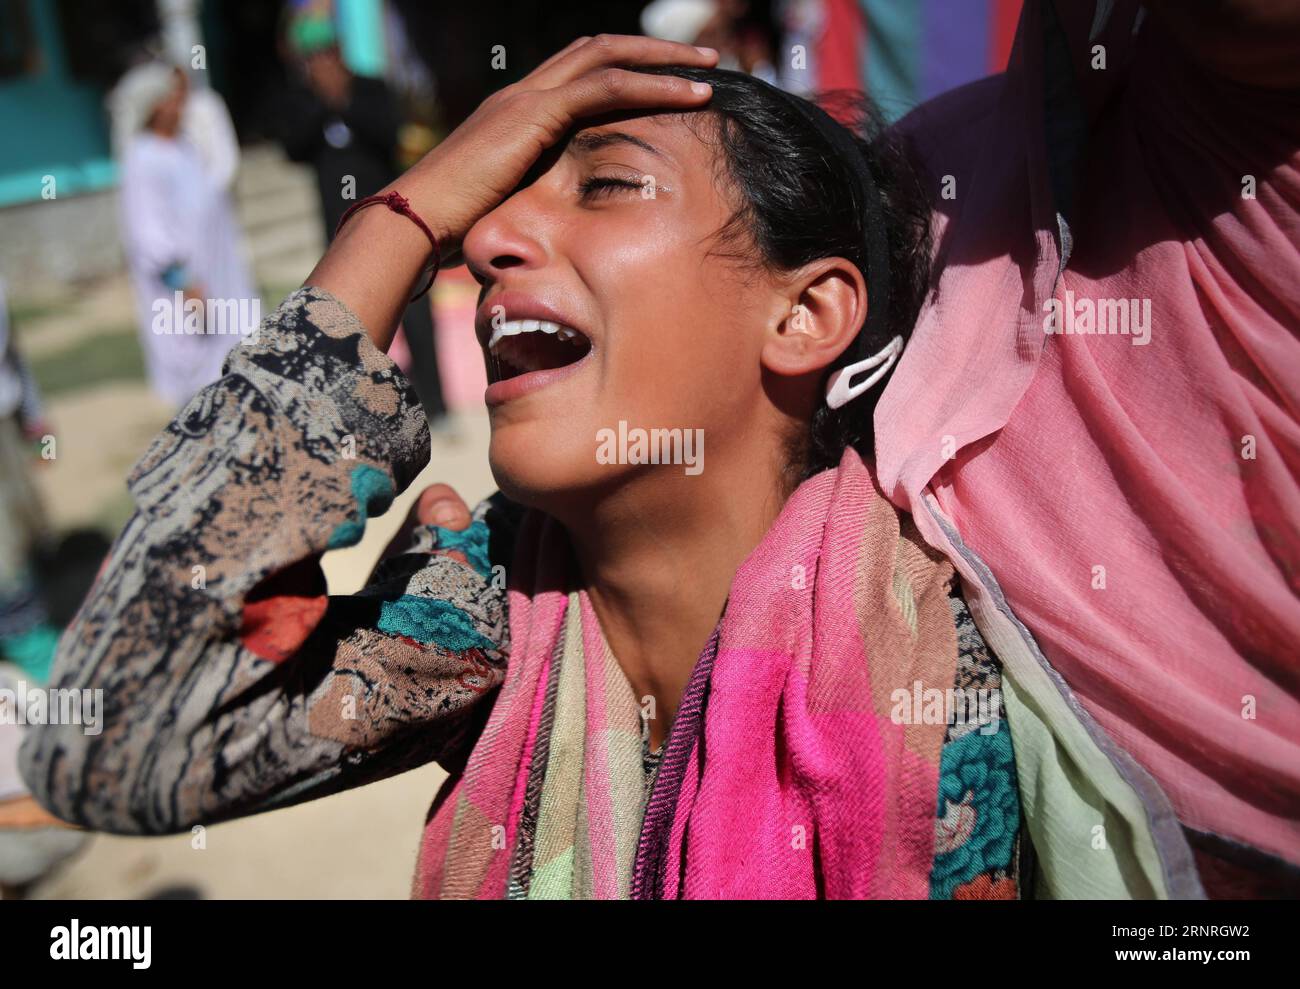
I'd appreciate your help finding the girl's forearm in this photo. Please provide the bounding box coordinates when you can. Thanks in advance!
[305,182,451,353]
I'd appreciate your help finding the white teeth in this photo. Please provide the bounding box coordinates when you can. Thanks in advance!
[488,319,585,353]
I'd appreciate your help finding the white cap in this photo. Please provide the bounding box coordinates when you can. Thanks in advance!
[640,0,719,45]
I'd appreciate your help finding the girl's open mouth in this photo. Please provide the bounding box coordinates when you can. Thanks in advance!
[486,319,592,384]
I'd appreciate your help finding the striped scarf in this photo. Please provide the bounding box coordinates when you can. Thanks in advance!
[414,448,958,898]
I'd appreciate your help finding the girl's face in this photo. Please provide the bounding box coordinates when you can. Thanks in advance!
[463,111,786,514]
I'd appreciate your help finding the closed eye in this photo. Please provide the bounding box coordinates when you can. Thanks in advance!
[578,175,644,200]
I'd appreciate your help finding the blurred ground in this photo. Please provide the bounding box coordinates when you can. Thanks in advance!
[9,145,497,898]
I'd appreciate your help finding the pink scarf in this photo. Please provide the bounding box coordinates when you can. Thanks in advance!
[874,0,1300,868]
[413,449,959,898]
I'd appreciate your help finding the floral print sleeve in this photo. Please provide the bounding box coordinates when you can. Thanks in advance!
[928,587,1024,899]
[18,286,515,835]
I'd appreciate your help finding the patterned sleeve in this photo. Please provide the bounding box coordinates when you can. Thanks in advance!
[927,587,1023,899]
[18,286,513,835]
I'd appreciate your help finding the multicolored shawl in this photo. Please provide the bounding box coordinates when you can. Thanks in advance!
[413,447,960,898]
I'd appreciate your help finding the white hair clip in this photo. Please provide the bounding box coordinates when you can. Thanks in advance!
[824,335,904,410]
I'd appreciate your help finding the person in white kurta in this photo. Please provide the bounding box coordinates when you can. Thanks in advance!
[183,81,242,192]
[110,63,256,408]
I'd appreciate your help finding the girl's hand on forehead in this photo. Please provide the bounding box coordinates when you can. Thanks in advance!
[309,36,715,352]
[397,35,717,262]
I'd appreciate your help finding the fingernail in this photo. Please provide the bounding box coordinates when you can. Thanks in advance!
[695,46,717,57]
[431,503,462,525]
[691,81,712,96]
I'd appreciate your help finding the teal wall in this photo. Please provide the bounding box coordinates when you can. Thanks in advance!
[0,0,388,208]
[0,0,117,208]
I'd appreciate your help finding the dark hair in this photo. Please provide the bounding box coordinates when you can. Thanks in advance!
[638,66,933,483]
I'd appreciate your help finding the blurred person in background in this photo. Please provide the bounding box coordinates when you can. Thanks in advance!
[273,8,450,431]
[108,62,257,408]
[181,65,243,194]
[642,0,777,81]
[0,279,87,900]
[0,278,58,685]
[0,671,87,899]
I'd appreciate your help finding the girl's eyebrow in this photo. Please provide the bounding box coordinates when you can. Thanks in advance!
[566,130,668,162]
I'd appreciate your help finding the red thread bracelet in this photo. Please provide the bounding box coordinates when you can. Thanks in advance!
[334,190,441,301]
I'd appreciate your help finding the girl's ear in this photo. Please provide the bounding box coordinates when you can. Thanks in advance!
[760,256,867,378]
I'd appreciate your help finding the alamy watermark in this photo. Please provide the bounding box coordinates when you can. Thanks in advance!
[50,920,150,969]
[151,292,262,337]
[0,679,103,736]
[889,679,1002,735]
[1043,291,1151,346]
[596,420,704,476]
